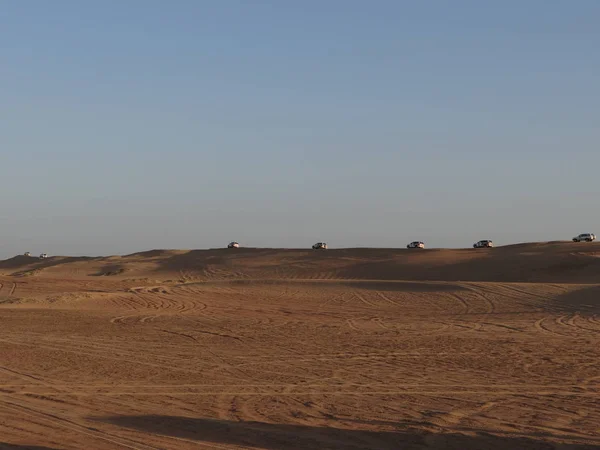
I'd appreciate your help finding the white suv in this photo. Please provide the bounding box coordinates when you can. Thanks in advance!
[473,240,493,248]
[572,233,596,242]
[312,242,327,250]
[39,253,48,259]
[227,242,240,248]
[407,241,425,249]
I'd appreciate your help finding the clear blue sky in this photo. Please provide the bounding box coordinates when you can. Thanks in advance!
[1,1,598,256]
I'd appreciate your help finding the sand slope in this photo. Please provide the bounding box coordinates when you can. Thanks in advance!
[3,241,600,283]
[0,242,599,449]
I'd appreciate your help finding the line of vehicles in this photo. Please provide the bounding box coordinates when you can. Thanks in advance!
[21,234,597,260]
[23,252,48,259]
[228,234,596,251]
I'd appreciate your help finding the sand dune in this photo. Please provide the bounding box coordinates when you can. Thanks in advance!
[3,241,600,283]
[0,242,599,449]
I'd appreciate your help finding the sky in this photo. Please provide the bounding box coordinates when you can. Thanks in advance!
[1,1,599,256]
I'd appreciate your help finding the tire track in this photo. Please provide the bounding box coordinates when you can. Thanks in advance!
[448,292,470,314]
[498,283,556,302]
[0,382,593,390]
[459,283,495,314]
[587,315,600,328]
[374,291,402,307]
[372,317,389,330]
[352,291,378,307]
[533,317,575,337]
[429,400,499,428]
[110,290,208,324]
[9,335,199,367]
[555,315,589,335]
[0,399,160,450]
[346,319,361,331]
[160,327,243,342]
[319,291,350,309]
[2,389,597,397]
[228,350,485,361]
[345,317,453,335]
[0,366,53,386]
[480,322,524,332]
[4,340,197,371]
[563,314,600,334]
[0,337,225,376]
[136,431,249,450]
[445,321,482,332]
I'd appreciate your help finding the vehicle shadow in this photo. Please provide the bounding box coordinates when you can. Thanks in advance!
[0,444,59,450]
[94,415,600,450]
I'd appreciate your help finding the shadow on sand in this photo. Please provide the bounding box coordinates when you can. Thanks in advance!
[95,415,600,450]
[549,285,600,315]
[0,444,59,450]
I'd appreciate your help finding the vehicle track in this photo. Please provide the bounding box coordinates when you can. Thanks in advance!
[345,317,455,334]
[0,337,225,376]
[555,315,586,334]
[0,366,53,386]
[428,399,499,428]
[459,283,496,314]
[372,317,389,330]
[0,399,160,450]
[497,283,558,302]
[561,314,600,334]
[533,317,575,337]
[0,382,593,390]
[448,292,471,314]
[480,322,524,332]
[160,327,243,342]
[228,350,486,361]
[374,291,402,307]
[346,318,360,331]
[136,430,251,450]
[2,388,597,397]
[6,335,198,367]
[318,291,351,309]
[446,321,482,332]
[588,315,600,327]
[110,290,208,324]
[352,291,378,307]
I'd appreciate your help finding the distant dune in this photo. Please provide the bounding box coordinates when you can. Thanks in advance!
[2,241,599,283]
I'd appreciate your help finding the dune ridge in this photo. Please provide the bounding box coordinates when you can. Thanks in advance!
[2,241,599,284]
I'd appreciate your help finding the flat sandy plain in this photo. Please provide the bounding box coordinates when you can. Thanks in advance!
[0,242,599,449]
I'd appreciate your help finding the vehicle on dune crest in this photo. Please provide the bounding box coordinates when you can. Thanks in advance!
[473,240,493,248]
[572,233,596,242]
[227,242,240,248]
[407,241,425,249]
[24,252,31,257]
[312,242,328,250]
[39,253,48,259]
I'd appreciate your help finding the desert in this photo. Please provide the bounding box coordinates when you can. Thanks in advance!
[0,242,599,449]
